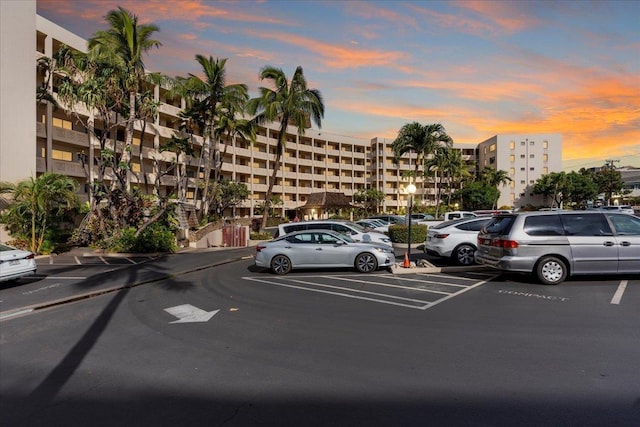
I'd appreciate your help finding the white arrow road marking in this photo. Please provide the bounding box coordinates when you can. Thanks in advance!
[164,304,219,324]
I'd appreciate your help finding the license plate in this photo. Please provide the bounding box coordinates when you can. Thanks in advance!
[9,260,20,266]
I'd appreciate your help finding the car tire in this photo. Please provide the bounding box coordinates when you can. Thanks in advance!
[535,256,567,285]
[452,244,476,266]
[270,254,292,275]
[355,252,378,273]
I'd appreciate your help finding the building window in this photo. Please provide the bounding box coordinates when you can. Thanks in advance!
[510,193,515,201]
[521,141,526,146]
[510,141,515,150]
[543,167,548,174]
[510,168,515,175]
[489,157,496,164]
[52,149,72,161]
[520,154,525,159]
[530,154,535,158]
[510,155,515,162]
[543,154,548,162]
[509,181,515,188]
[52,117,72,130]
[520,180,526,184]
[490,144,496,152]
[521,167,525,171]
[543,140,548,149]
[530,167,535,171]
[530,140,535,145]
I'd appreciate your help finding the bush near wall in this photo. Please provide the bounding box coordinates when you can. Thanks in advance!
[387,224,427,244]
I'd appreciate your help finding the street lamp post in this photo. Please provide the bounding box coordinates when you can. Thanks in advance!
[406,183,417,265]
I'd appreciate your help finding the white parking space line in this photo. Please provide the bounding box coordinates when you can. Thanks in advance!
[99,256,109,264]
[74,256,81,265]
[243,277,432,310]
[327,275,451,295]
[243,273,499,310]
[611,280,628,305]
[125,257,136,264]
[288,277,436,303]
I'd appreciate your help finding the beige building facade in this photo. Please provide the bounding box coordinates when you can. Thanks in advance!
[1,2,564,243]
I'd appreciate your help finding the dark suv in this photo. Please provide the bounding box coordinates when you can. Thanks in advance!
[475,211,640,285]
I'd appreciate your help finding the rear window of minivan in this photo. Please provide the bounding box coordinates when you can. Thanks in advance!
[482,215,516,235]
[523,215,564,236]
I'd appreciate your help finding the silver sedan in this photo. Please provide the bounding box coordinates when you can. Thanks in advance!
[255,229,396,275]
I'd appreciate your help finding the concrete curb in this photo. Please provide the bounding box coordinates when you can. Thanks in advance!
[390,263,492,275]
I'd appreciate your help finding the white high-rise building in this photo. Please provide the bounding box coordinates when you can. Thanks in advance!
[478,134,562,208]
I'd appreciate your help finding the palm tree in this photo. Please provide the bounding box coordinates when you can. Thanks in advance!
[178,55,251,219]
[2,173,78,253]
[391,122,453,206]
[247,66,324,232]
[87,6,161,188]
[480,167,512,209]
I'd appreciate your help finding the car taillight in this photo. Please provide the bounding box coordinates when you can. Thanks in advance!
[256,244,266,252]
[25,253,35,259]
[434,234,449,239]
[491,239,519,249]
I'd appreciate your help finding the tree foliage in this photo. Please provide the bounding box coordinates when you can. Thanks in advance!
[247,65,324,232]
[0,173,78,253]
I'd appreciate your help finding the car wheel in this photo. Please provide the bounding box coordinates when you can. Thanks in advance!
[535,256,567,285]
[355,252,378,273]
[270,255,292,275]
[453,244,476,266]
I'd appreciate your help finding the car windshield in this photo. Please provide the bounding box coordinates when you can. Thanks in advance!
[0,244,15,251]
[345,221,367,232]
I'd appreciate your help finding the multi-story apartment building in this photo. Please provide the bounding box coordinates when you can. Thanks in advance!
[478,134,562,208]
[1,2,564,243]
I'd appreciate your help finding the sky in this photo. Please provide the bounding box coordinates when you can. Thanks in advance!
[37,0,640,171]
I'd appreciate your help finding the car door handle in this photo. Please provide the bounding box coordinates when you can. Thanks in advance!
[620,241,631,247]
[603,241,614,246]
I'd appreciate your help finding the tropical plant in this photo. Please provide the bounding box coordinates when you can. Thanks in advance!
[247,65,324,233]
[453,181,498,211]
[176,55,254,219]
[0,173,78,253]
[353,188,386,215]
[479,167,512,209]
[391,122,453,210]
[87,6,162,188]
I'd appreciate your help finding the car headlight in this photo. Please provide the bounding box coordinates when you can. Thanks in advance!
[374,246,394,254]
[380,237,392,243]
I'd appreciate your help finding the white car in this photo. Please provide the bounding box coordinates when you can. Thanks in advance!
[356,219,389,233]
[0,243,37,282]
[276,220,392,247]
[599,205,635,215]
[424,217,492,265]
[255,229,396,275]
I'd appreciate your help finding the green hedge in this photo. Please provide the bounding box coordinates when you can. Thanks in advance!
[387,224,427,244]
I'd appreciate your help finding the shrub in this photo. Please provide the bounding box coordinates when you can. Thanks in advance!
[250,231,273,240]
[107,224,177,253]
[387,224,427,244]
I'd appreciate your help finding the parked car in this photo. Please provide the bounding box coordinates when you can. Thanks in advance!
[276,220,392,247]
[424,217,493,265]
[368,215,417,225]
[0,243,37,282]
[356,219,389,234]
[255,229,396,274]
[475,211,640,285]
[410,213,435,222]
[599,205,635,215]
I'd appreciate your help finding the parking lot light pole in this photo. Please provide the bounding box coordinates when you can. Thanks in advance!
[406,183,416,263]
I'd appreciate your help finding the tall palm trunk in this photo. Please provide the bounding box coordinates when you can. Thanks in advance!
[261,150,282,233]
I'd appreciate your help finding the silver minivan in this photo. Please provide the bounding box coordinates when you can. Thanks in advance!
[475,211,640,285]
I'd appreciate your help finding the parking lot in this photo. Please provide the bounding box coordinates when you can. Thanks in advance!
[243,270,500,310]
